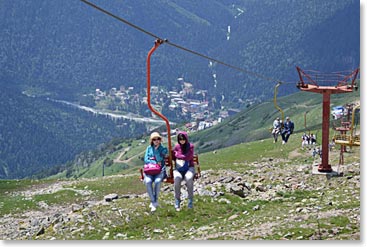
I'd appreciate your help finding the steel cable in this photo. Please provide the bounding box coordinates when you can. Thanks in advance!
[81,0,295,85]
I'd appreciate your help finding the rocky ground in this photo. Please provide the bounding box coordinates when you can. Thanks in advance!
[0,157,361,240]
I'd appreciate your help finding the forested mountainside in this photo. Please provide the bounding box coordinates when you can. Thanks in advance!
[1,0,359,102]
[0,85,146,179]
[44,89,359,180]
[0,0,359,179]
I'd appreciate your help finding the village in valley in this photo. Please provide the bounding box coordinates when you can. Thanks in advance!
[88,77,251,132]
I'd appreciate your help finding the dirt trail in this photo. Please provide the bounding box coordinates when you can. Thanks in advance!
[113,147,145,163]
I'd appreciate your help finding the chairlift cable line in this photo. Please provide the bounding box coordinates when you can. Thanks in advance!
[164,40,274,82]
[80,0,161,40]
[80,0,293,85]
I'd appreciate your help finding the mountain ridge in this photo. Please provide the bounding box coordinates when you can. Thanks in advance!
[0,0,360,178]
[43,88,359,180]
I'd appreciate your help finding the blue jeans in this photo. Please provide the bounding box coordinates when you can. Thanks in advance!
[144,171,164,204]
[281,131,291,143]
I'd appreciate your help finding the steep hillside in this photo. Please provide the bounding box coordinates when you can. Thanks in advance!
[0,86,146,179]
[45,87,360,180]
[0,131,360,240]
[192,88,360,154]
[0,0,360,178]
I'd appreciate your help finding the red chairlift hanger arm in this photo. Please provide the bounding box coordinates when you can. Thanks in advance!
[146,39,173,167]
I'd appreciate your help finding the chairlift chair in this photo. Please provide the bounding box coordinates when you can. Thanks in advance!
[269,82,285,133]
[140,39,201,184]
[334,104,360,147]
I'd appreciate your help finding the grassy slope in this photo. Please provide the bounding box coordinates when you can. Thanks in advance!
[192,88,360,153]
[64,87,359,179]
[0,131,360,240]
[0,89,360,240]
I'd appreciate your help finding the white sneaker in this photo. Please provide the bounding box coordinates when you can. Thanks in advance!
[150,205,156,212]
[282,141,285,144]
[174,199,180,211]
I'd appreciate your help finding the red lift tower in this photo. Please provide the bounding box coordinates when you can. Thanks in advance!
[296,66,359,174]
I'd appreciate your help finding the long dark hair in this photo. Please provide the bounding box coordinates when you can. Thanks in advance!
[178,133,189,154]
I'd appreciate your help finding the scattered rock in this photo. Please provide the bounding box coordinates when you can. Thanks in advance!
[0,159,360,240]
[104,193,118,202]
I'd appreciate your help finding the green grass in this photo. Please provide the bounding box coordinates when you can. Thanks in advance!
[198,137,296,171]
[33,190,85,206]
[29,158,360,240]
[64,175,146,199]
[47,88,360,181]
[0,194,37,216]
[1,89,360,240]
[1,136,359,240]
[0,179,46,191]
[0,179,52,216]
[0,179,86,216]
[192,89,359,154]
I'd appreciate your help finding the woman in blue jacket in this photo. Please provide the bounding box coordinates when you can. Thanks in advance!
[143,132,168,212]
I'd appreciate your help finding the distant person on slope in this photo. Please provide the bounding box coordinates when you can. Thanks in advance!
[272,117,282,143]
[143,132,168,212]
[281,116,295,144]
[309,133,317,145]
[172,131,195,211]
[301,132,310,149]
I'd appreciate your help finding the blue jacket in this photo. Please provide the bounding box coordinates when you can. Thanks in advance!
[144,144,168,167]
[283,121,294,134]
